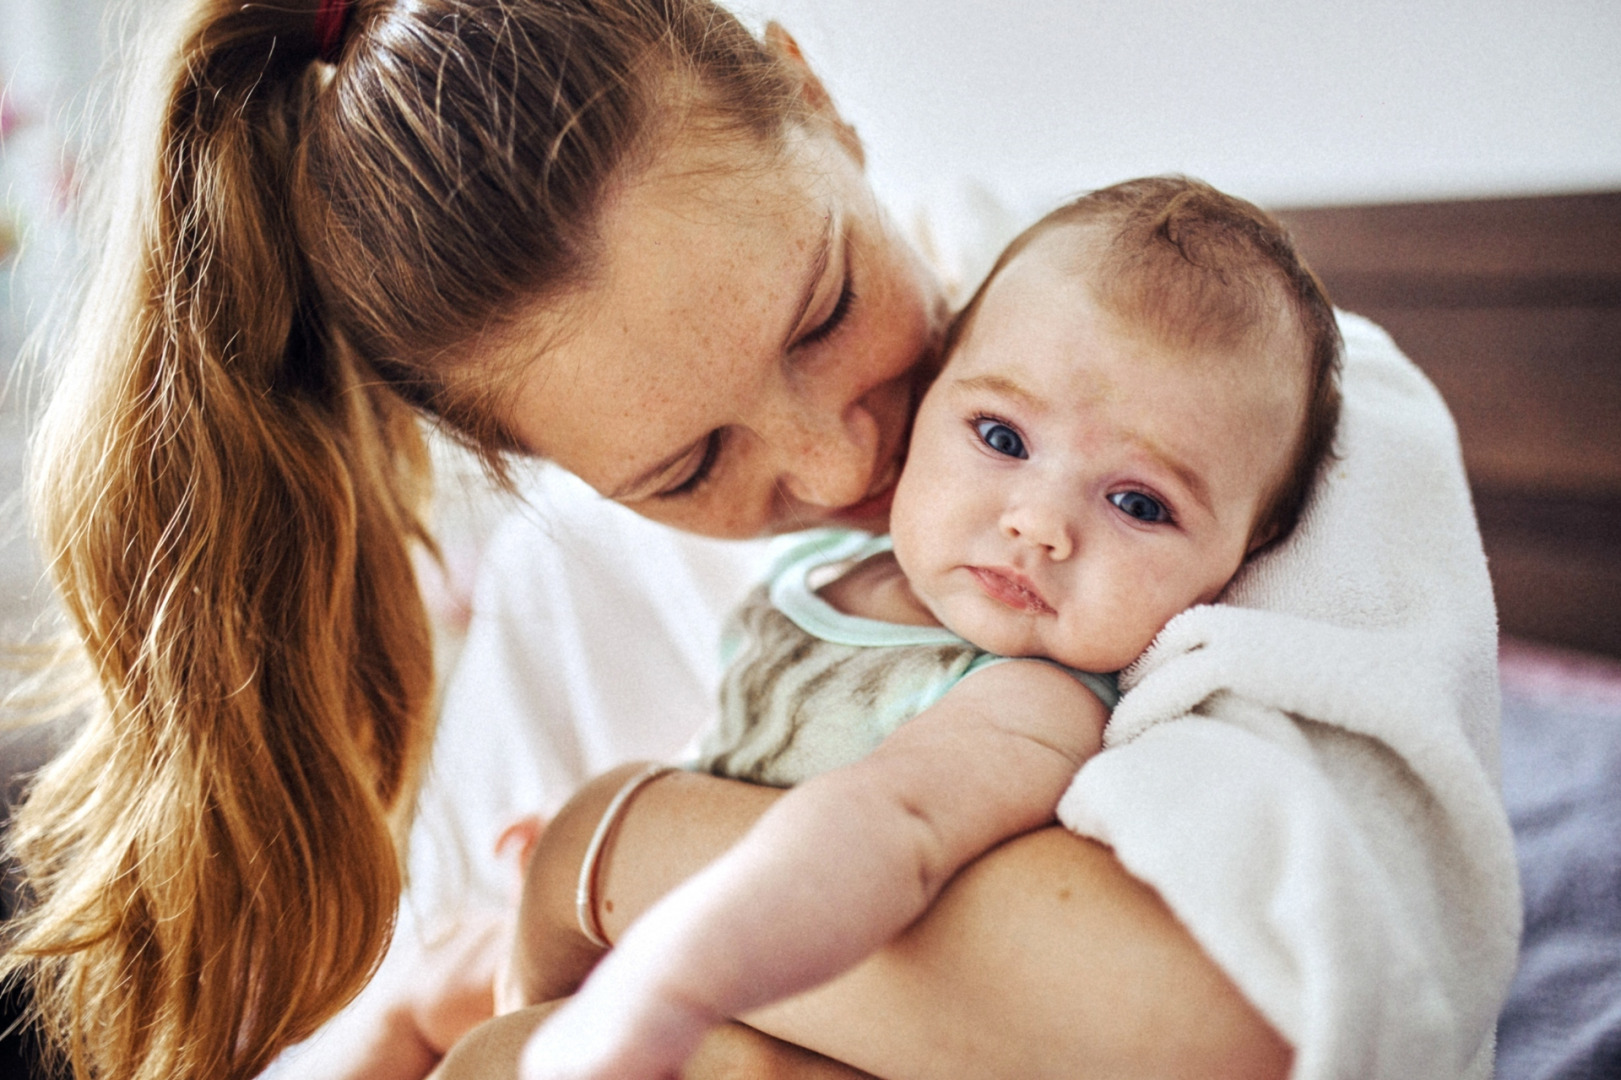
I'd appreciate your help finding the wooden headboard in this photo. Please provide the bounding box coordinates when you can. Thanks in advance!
[1273,193,1621,659]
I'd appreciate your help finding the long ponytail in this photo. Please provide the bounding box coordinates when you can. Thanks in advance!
[3,1,813,1076]
[4,4,432,1077]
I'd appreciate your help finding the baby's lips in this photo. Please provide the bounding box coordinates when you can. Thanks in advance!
[969,565,1057,614]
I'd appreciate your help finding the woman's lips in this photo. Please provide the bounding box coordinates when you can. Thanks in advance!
[969,567,1056,614]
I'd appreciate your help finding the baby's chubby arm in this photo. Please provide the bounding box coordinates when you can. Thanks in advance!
[518,659,1108,1080]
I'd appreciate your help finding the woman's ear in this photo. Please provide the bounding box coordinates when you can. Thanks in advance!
[763,23,831,113]
[763,22,865,165]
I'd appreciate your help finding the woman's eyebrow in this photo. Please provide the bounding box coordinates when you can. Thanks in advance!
[782,211,835,349]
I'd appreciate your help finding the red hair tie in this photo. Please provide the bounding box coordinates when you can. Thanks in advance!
[315,0,353,64]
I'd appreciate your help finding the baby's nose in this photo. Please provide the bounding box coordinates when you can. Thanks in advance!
[1001,500,1075,560]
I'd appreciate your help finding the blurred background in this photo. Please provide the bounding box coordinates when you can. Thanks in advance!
[3,0,1619,647]
[741,0,1621,219]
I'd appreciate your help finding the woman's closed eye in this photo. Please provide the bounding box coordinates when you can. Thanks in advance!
[975,417,1027,459]
[797,271,856,350]
[657,429,725,499]
[657,245,856,503]
[1109,490,1171,524]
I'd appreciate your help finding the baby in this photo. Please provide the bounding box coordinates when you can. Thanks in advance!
[512,176,1342,1080]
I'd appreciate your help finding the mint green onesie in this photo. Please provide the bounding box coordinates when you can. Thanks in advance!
[691,530,1118,788]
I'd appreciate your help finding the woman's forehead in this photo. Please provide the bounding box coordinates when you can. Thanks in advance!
[602,136,832,293]
[496,126,852,479]
[611,120,845,235]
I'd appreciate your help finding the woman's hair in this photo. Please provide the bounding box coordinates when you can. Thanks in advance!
[946,176,1343,550]
[4,2,809,1078]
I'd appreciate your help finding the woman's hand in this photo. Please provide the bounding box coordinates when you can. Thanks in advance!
[504,764,662,1010]
[502,765,740,1079]
[435,1001,877,1080]
[289,905,513,1080]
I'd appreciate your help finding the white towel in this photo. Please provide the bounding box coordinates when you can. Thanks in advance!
[1057,311,1521,1079]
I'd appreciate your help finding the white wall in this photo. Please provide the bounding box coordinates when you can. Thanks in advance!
[739,0,1621,217]
[4,0,1619,358]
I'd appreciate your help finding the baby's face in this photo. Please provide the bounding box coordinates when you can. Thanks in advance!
[890,231,1306,672]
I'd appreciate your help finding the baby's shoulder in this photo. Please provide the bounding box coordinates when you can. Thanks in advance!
[934,658,1110,766]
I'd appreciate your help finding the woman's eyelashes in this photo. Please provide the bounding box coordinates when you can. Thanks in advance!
[658,429,725,499]
[659,247,856,503]
[974,417,1027,459]
[798,271,856,349]
[1109,490,1171,524]
[797,232,859,351]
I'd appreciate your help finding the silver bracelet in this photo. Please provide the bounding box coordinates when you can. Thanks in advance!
[574,763,677,949]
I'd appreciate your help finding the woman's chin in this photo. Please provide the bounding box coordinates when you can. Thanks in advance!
[829,487,896,534]
[828,506,891,535]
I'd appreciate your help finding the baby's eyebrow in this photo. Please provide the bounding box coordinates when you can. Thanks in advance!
[951,373,1045,412]
[1130,434,1214,516]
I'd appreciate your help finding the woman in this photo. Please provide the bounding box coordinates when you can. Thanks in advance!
[4,1,1514,1078]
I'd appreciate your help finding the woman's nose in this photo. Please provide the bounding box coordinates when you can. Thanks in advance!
[761,392,880,509]
[1001,496,1075,561]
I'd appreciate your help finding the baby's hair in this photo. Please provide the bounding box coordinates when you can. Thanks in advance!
[947,176,1342,550]
[5,3,813,1079]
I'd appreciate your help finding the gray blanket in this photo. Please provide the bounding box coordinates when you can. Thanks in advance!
[1496,682,1621,1080]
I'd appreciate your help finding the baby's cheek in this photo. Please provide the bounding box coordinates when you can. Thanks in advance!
[1070,624,1141,674]
[887,475,934,563]
[1069,581,1167,671]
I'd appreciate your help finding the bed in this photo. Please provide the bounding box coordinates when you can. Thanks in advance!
[1275,192,1621,1079]
[1273,192,1621,661]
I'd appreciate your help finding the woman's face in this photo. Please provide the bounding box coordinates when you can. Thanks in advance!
[494,120,948,539]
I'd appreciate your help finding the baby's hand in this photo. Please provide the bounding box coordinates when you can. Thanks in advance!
[517,975,716,1080]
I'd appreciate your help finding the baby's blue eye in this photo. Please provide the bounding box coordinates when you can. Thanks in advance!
[1110,491,1168,523]
[975,419,1026,459]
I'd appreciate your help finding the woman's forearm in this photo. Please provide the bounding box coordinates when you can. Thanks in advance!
[540,766,1290,1080]
[433,1001,878,1080]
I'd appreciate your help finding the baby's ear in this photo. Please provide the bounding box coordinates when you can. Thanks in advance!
[762,22,865,163]
[1246,517,1282,556]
